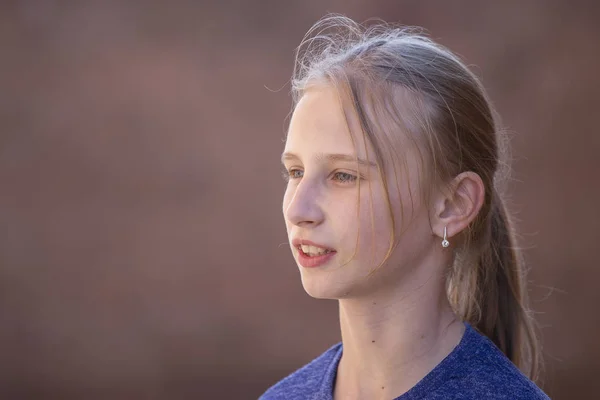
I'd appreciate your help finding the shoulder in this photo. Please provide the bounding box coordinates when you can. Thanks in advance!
[427,326,550,400]
[444,357,550,399]
[259,342,342,400]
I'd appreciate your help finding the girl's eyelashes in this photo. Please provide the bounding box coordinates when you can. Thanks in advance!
[332,171,358,184]
[281,168,303,182]
[281,167,359,184]
[288,168,304,180]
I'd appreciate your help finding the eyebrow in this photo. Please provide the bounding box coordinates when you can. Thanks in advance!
[281,152,377,167]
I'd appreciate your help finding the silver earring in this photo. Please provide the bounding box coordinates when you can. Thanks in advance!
[442,226,450,248]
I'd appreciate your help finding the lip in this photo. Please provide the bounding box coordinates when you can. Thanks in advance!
[291,238,337,268]
[291,238,336,250]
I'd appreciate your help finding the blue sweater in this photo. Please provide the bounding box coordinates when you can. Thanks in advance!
[259,323,550,399]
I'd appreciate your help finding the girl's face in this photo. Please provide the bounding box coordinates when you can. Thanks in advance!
[282,85,436,299]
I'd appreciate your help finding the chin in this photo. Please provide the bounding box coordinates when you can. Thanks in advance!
[299,270,356,300]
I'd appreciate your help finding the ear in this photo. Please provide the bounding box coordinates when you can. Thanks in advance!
[431,171,486,244]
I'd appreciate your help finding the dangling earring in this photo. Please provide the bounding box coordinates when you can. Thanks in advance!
[442,226,450,248]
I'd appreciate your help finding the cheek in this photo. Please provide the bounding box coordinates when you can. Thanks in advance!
[282,188,290,214]
[282,185,294,230]
[356,178,426,260]
[353,188,394,255]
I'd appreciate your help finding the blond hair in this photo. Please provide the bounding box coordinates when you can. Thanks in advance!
[289,14,541,381]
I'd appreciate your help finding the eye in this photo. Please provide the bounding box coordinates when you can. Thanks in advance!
[281,168,304,182]
[332,171,358,184]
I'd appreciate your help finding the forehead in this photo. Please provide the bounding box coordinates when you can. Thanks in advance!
[285,85,371,158]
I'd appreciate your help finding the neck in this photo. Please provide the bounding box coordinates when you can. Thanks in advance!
[334,261,464,400]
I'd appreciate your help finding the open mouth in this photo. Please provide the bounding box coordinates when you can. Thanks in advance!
[297,244,335,257]
[291,239,337,268]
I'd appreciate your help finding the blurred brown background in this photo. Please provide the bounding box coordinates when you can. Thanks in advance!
[0,1,598,399]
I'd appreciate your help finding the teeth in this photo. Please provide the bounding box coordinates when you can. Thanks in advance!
[300,245,332,256]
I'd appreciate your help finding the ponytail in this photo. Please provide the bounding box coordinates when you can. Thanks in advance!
[450,189,541,381]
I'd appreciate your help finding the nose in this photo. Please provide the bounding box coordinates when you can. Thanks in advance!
[283,179,325,228]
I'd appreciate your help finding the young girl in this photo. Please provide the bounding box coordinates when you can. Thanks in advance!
[261,15,550,400]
